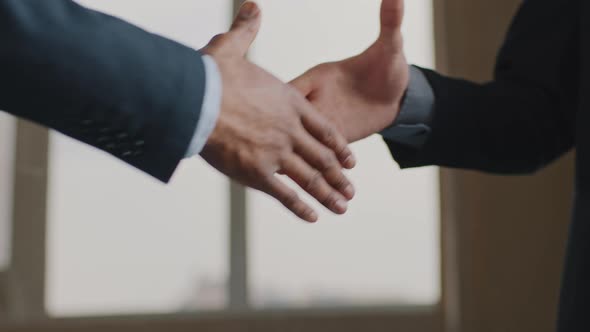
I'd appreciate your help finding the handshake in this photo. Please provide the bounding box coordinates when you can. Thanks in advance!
[200,0,409,222]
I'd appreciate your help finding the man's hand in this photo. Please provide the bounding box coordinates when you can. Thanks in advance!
[201,2,356,223]
[291,0,409,143]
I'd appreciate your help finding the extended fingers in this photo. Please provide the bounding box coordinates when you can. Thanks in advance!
[300,104,356,169]
[281,155,349,214]
[292,127,355,200]
[262,176,319,223]
[290,75,357,169]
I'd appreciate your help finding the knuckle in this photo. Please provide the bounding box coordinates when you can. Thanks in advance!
[236,149,252,169]
[305,171,322,192]
[297,205,313,219]
[252,164,269,179]
[270,144,292,165]
[277,136,294,152]
[244,156,269,179]
[321,191,338,209]
[333,172,349,190]
[319,151,338,170]
[277,152,290,167]
[290,123,306,138]
[282,191,300,208]
[337,146,351,159]
[321,127,336,147]
[262,176,277,189]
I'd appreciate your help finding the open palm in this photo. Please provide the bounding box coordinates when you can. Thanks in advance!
[291,0,409,143]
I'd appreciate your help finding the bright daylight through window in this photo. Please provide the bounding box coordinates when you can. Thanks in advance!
[248,0,438,309]
[46,0,438,317]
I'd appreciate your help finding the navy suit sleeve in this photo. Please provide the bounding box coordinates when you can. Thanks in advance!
[386,0,578,174]
[0,0,207,182]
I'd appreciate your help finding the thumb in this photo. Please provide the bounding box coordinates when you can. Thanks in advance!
[226,1,262,57]
[379,0,404,46]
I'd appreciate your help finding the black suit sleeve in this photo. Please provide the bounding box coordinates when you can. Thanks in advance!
[386,0,579,174]
[0,0,207,182]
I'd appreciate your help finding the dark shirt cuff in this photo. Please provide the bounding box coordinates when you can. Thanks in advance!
[380,65,435,149]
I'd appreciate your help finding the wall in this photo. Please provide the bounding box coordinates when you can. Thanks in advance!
[434,1,574,331]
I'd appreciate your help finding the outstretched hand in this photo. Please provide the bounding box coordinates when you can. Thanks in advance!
[201,2,356,223]
[291,0,409,143]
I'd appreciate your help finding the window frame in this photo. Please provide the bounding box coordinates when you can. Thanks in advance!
[0,1,449,331]
[4,120,48,321]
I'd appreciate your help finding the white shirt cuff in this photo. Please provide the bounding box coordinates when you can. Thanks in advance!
[184,54,222,158]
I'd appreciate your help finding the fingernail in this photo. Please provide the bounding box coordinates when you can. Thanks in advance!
[239,1,258,19]
[344,184,355,199]
[344,155,357,169]
[308,211,319,223]
[335,200,348,213]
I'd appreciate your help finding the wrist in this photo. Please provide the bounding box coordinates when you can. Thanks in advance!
[386,65,429,128]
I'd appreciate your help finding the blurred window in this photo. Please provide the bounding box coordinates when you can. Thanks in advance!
[2,0,440,329]
[248,0,439,309]
[0,113,15,271]
[46,0,232,317]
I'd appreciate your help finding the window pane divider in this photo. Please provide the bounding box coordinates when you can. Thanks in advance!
[7,120,49,321]
[227,0,249,311]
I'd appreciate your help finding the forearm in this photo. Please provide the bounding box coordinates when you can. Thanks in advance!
[0,0,207,181]
[384,67,575,174]
[383,0,578,174]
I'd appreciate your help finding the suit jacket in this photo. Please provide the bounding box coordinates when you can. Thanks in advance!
[0,0,207,182]
[386,0,588,330]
